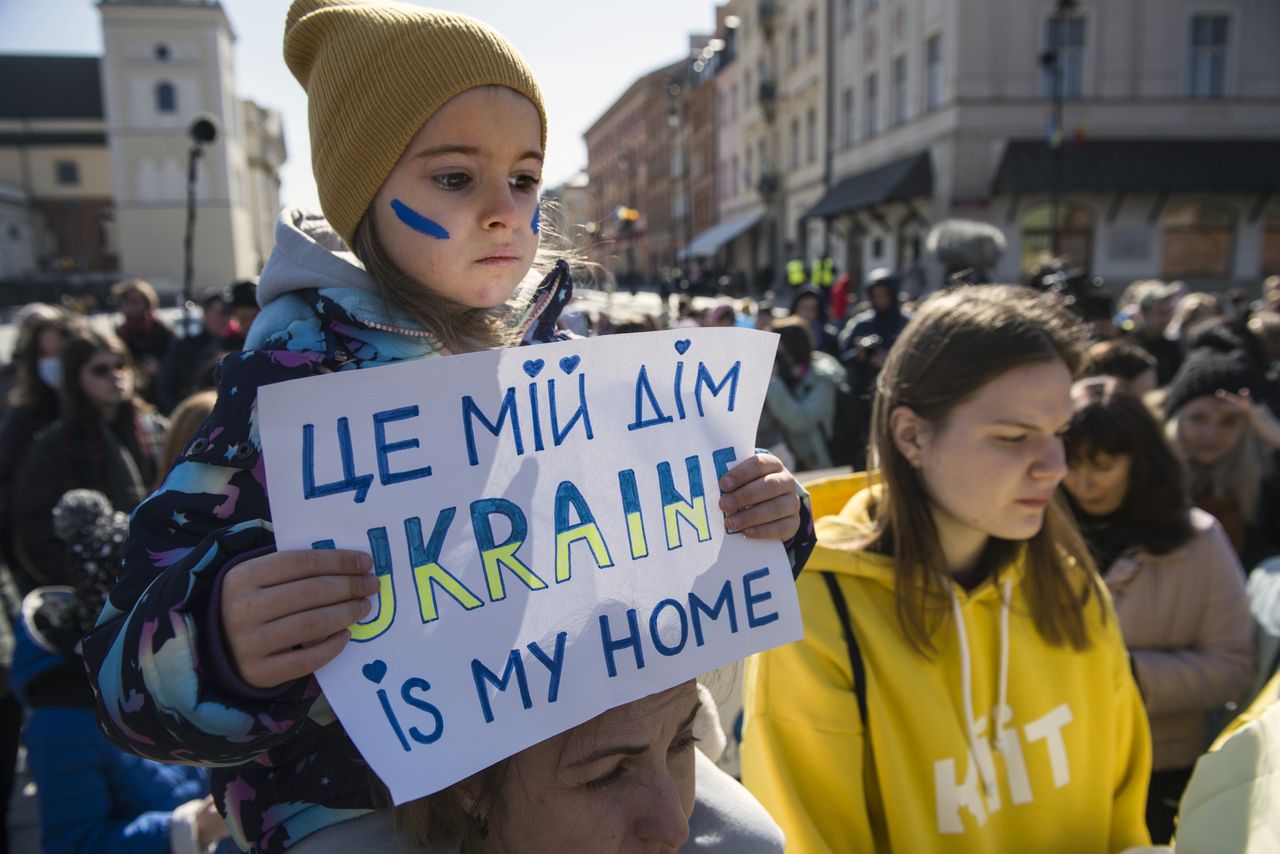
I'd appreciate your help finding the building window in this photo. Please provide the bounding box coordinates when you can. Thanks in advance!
[731,155,740,196]
[1162,201,1236,279]
[892,55,907,127]
[744,69,753,108]
[1020,203,1094,275]
[1189,14,1228,99]
[806,7,818,56]
[842,86,855,146]
[729,83,739,119]
[155,81,177,113]
[867,0,879,10]
[1262,207,1280,275]
[806,108,817,163]
[788,24,799,69]
[746,148,754,189]
[865,73,879,137]
[790,118,801,168]
[842,0,855,32]
[925,35,942,111]
[55,161,80,186]
[154,43,170,61]
[1043,16,1084,99]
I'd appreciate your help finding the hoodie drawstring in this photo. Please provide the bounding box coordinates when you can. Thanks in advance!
[951,579,1013,796]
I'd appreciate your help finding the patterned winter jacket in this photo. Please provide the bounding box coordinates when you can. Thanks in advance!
[83,209,816,853]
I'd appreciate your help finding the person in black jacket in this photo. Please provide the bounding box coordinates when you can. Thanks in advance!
[11,328,166,591]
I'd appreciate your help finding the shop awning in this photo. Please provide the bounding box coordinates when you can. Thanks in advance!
[802,152,933,220]
[992,139,1280,195]
[678,210,765,260]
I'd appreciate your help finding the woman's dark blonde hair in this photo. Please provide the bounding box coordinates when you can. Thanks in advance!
[155,389,217,489]
[858,284,1100,653]
[382,757,513,848]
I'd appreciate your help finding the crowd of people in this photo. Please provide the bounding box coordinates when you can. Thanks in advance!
[0,1,1276,852]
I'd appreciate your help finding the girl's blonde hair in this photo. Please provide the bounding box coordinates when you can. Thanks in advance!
[836,285,1100,654]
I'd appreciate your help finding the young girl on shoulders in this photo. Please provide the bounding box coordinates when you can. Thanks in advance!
[84,3,812,851]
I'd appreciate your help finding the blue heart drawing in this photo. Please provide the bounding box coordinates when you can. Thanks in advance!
[559,355,581,374]
[674,339,692,355]
[522,359,545,378]
[362,660,387,685]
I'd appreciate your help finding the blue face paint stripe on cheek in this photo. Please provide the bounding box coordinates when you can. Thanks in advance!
[531,203,541,235]
[390,199,450,240]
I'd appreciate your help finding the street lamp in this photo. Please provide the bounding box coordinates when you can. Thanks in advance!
[1039,0,1078,260]
[182,114,217,337]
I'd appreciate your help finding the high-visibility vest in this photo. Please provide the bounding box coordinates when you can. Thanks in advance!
[814,257,835,287]
[786,258,807,286]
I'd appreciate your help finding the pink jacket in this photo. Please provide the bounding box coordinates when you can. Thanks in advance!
[1105,508,1255,770]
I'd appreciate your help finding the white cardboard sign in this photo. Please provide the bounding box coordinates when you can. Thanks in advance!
[258,327,802,804]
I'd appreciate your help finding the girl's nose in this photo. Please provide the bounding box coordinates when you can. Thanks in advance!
[480,180,519,230]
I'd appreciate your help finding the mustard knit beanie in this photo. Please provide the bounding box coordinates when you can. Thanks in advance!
[284,0,547,246]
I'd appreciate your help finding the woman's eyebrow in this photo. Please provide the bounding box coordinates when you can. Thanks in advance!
[411,144,543,163]
[565,702,702,769]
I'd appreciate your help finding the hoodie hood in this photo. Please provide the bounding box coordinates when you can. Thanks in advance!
[257,207,377,306]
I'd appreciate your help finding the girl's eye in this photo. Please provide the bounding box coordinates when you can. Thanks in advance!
[996,434,1028,444]
[584,764,626,791]
[509,173,541,192]
[433,172,471,191]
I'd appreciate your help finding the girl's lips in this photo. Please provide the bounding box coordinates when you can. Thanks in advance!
[476,254,519,265]
[1016,497,1050,508]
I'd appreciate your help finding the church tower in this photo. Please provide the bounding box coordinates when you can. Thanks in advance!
[98,0,258,295]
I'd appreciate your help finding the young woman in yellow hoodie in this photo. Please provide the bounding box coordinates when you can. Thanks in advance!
[741,285,1153,853]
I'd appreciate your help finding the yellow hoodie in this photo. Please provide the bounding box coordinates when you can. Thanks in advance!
[741,473,1152,853]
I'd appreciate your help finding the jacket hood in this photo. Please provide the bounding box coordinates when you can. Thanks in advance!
[258,207,376,306]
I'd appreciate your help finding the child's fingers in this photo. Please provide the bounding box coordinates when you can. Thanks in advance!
[251,630,351,688]
[251,574,380,624]
[250,549,373,590]
[727,494,802,539]
[738,513,802,541]
[257,599,372,656]
[719,471,797,514]
[719,453,783,492]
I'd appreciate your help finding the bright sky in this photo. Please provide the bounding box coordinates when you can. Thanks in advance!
[0,0,717,210]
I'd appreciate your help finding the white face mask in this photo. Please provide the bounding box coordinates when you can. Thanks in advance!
[36,356,61,390]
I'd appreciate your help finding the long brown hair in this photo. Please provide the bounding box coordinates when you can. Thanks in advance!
[859,285,1099,653]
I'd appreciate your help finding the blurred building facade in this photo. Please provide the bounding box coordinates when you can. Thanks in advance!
[582,0,1280,293]
[0,0,285,296]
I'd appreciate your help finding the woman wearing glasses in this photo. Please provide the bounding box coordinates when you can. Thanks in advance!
[11,327,167,587]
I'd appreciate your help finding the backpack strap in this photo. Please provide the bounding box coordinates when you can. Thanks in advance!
[822,571,867,725]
